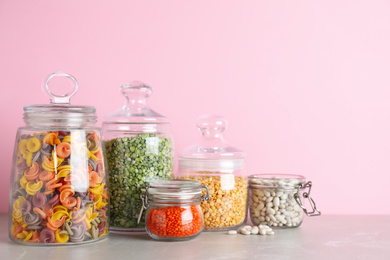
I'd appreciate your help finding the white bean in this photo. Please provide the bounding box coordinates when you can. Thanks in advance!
[251,226,259,235]
[241,230,251,235]
[292,217,300,223]
[273,197,280,207]
[258,201,265,210]
[227,230,237,235]
[243,225,252,230]
[267,207,276,215]
[250,182,303,227]
[275,215,287,224]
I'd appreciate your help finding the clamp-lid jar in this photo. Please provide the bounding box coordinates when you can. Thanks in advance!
[102,81,174,232]
[248,174,321,228]
[9,72,109,245]
[140,179,209,241]
[177,115,248,231]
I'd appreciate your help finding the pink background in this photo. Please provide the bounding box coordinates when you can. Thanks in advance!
[1,1,390,215]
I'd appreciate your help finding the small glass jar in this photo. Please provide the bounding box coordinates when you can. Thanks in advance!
[102,81,174,232]
[248,174,321,228]
[9,72,109,245]
[177,115,248,231]
[140,179,209,241]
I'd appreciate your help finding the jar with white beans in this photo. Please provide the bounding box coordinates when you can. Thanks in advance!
[248,174,321,228]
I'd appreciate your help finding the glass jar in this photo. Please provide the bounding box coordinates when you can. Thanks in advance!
[177,115,248,231]
[248,174,321,228]
[102,81,174,232]
[140,179,209,241]
[9,72,109,245]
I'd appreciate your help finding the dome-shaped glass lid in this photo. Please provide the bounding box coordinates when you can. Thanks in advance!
[103,81,168,124]
[179,114,245,160]
[23,72,96,125]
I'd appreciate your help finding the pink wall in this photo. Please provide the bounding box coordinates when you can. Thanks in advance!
[1,1,390,215]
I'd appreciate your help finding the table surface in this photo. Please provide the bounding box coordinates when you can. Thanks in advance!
[1,215,389,260]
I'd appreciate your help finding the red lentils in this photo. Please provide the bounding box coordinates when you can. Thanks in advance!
[146,205,202,238]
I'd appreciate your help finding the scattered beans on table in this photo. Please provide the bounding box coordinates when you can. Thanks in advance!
[227,224,274,236]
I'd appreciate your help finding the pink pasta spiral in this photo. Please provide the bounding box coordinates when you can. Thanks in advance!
[40,228,55,243]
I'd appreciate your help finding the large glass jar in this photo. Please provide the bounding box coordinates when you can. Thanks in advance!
[177,115,247,231]
[141,179,209,241]
[9,72,109,245]
[102,81,174,232]
[248,174,321,228]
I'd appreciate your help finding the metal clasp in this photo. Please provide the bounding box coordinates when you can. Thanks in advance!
[294,181,321,217]
[201,185,210,201]
[137,185,149,224]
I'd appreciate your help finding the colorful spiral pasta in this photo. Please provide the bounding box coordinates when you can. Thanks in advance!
[10,131,109,244]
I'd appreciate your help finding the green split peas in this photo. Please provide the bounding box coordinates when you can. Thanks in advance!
[105,133,174,229]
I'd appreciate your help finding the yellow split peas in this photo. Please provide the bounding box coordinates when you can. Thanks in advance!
[179,173,247,230]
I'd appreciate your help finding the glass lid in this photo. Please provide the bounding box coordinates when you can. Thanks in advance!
[23,72,96,126]
[103,81,168,124]
[147,179,202,197]
[179,114,245,160]
[248,174,306,189]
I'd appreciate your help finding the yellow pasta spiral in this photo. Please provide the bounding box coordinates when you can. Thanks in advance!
[13,196,26,211]
[16,230,34,242]
[88,183,105,195]
[57,165,72,178]
[19,176,28,189]
[12,209,24,223]
[25,181,43,195]
[55,229,69,243]
[93,195,107,210]
[27,137,41,153]
[62,136,71,143]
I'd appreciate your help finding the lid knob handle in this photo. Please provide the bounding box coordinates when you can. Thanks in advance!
[43,72,78,104]
[196,114,228,139]
[120,81,152,110]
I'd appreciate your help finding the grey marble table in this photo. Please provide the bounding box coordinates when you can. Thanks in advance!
[1,215,389,260]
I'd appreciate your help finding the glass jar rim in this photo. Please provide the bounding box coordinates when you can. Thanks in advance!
[179,157,244,171]
[146,179,204,202]
[23,104,97,127]
[24,104,96,114]
[248,174,306,189]
[148,179,202,194]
